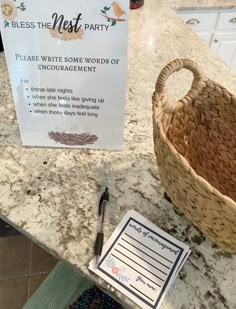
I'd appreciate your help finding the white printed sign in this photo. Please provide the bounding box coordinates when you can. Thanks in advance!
[0,0,129,149]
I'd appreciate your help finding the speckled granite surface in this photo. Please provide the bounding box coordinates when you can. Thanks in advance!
[169,0,236,10]
[1,1,236,308]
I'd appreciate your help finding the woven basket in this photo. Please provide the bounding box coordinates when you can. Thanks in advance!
[153,59,236,253]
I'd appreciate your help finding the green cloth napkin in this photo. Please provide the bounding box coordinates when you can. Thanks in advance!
[23,260,94,309]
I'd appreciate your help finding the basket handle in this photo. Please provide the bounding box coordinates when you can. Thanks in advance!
[155,59,206,99]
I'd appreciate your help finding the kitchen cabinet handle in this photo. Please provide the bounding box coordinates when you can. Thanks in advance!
[186,19,200,25]
[214,39,218,43]
[229,17,236,23]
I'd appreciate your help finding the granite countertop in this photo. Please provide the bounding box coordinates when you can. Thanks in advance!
[168,0,236,10]
[1,0,236,308]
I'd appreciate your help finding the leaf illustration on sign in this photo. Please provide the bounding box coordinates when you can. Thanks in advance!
[1,0,26,27]
[48,132,98,146]
[101,2,126,27]
[4,19,9,27]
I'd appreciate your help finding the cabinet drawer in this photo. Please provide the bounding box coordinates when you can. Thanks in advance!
[217,11,236,30]
[196,31,212,45]
[178,12,218,31]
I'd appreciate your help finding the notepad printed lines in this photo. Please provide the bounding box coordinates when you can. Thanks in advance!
[97,218,182,307]
[128,223,181,256]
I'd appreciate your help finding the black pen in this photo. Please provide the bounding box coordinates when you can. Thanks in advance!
[94,187,109,267]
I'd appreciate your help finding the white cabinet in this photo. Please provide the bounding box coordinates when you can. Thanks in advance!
[217,11,236,30]
[211,31,236,71]
[178,12,217,31]
[177,10,236,72]
[197,31,212,44]
[177,11,217,44]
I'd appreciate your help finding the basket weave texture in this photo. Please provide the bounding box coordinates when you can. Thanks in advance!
[153,59,236,253]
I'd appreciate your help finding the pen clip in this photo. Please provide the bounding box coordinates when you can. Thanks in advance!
[99,187,109,216]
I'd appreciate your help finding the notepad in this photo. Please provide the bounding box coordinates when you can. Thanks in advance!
[89,210,191,309]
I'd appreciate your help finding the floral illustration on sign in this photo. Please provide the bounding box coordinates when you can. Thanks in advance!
[48,131,98,146]
[1,0,26,27]
[105,255,129,283]
[101,2,126,27]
